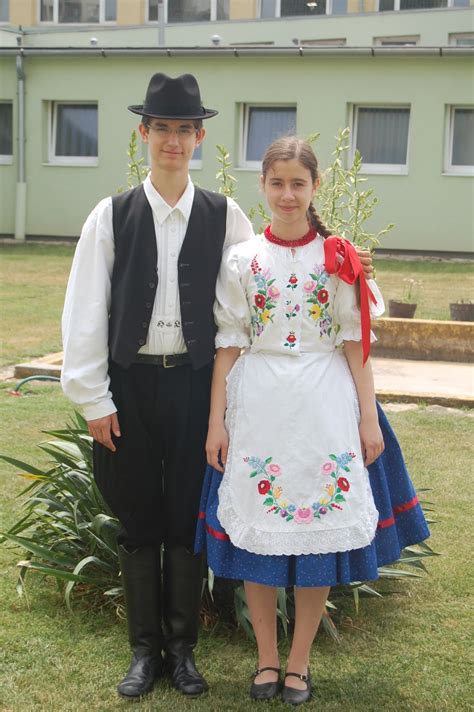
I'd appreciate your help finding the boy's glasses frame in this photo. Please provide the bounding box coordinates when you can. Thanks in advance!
[147,125,199,139]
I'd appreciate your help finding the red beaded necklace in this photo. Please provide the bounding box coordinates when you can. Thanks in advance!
[264,224,317,247]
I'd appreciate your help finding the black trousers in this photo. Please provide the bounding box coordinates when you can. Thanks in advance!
[93,360,212,551]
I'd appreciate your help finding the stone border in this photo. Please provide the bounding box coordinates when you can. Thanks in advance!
[372,318,473,363]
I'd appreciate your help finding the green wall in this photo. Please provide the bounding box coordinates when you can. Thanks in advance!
[0,51,473,251]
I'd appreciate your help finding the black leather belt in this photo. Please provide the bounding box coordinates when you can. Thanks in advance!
[133,353,192,368]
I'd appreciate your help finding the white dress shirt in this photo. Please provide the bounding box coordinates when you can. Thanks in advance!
[61,175,254,421]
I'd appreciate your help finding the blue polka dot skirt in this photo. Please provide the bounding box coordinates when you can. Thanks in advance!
[195,403,430,587]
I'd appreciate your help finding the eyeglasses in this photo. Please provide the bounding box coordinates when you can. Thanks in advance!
[147,125,198,138]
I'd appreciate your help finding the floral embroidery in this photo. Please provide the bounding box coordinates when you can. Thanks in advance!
[287,273,298,289]
[244,451,355,523]
[250,255,280,337]
[285,302,300,321]
[305,265,333,337]
[284,332,297,349]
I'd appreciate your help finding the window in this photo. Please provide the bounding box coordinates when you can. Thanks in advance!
[40,0,116,23]
[449,33,474,47]
[150,0,229,22]
[0,102,13,162]
[353,106,410,174]
[446,107,474,175]
[374,35,419,45]
[281,0,327,15]
[49,102,98,164]
[241,105,296,167]
[190,142,203,169]
[0,0,8,23]
[378,0,448,9]
[300,38,347,46]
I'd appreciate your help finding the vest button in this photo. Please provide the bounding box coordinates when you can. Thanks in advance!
[142,322,148,328]
[148,282,155,289]
[145,302,152,309]
[138,339,145,345]
[179,262,190,268]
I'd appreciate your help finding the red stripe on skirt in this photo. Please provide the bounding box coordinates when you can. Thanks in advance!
[378,495,419,529]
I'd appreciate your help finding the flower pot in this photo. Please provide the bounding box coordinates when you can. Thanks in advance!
[449,302,474,322]
[388,300,417,319]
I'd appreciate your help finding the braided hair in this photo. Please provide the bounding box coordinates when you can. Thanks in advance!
[261,136,332,238]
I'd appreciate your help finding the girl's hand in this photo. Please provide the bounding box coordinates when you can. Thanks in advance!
[206,421,229,473]
[359,416,384,466]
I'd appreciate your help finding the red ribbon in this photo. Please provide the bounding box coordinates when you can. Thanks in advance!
[324,236,377,365]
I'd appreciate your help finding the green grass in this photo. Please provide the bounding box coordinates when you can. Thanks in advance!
[0,383,472,711]
[375,259,474,322]
[0,243,472,368]
[0,243,75,367]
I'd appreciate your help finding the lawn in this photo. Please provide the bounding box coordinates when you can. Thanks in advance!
[0,243,472,367]
[0,384,472,710]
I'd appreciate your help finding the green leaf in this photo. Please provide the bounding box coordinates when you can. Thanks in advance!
[249,471,258,478]
[263,498,274,506]
[265,457,273,463]
[335,494,345,503]
[2,533,78,567]
[0,455,46,476]
[329,454,337,461]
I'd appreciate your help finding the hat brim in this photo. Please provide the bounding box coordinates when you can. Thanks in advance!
[128,105,218,120]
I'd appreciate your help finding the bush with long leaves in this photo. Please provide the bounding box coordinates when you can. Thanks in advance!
[1,417,436,641]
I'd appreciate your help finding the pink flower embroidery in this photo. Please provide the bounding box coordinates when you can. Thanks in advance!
[322,461,336,474]
[268,285,280,299]
[294,507,313,524]
[268,463,281,476]
[303,280,316,293]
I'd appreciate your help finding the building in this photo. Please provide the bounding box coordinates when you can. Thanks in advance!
[0,0,473,252]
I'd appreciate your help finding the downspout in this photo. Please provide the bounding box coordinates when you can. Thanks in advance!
[15,34,26,241]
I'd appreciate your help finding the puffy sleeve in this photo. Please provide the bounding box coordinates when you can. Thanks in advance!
[333,278,385,345]
[214,247,252,349]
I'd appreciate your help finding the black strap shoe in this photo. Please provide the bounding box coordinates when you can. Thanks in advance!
[166,647,208,696]
[250,666,281,701]
[117,650,162,699]
[282,670,312,705]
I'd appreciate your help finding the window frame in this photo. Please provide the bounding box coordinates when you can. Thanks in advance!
[444,105,474,176]
[239,103,297,170]
[375,0,457,10]
[38,0,117,25]
[48,101,99,166]
[449,32,474,47]
[373,35,420,46]
[351,104,411,175]
[0,100,13,164]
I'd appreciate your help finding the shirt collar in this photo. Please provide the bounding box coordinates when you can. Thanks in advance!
[143,173,195,225]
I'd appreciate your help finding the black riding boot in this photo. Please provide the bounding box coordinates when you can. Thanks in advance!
[163,546,208,696]
[117,544,163,699]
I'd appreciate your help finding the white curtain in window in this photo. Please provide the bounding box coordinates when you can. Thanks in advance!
[0,103,13,155]
[452,109,474,167]
[0,0,9,22]
[192,143,203,160]
[356,107,409,165]
[55,104,98,157]
[246,108,296,161]
[260,0,276,17]
[40,0,54,21]
[105,0,116,20]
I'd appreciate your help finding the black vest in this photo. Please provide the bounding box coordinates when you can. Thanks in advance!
[110,184,227,369]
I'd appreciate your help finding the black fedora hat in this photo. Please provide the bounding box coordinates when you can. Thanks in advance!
[128,73,218,120]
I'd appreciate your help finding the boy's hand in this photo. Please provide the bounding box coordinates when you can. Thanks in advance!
[88,412,121,452]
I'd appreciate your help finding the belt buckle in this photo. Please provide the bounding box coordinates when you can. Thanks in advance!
[162,355,175,369]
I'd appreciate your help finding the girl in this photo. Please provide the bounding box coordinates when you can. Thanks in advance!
[196,137,429,705]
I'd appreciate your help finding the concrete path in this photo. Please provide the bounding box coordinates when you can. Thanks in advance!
[372,357,474,408]
[3,353,473,408]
